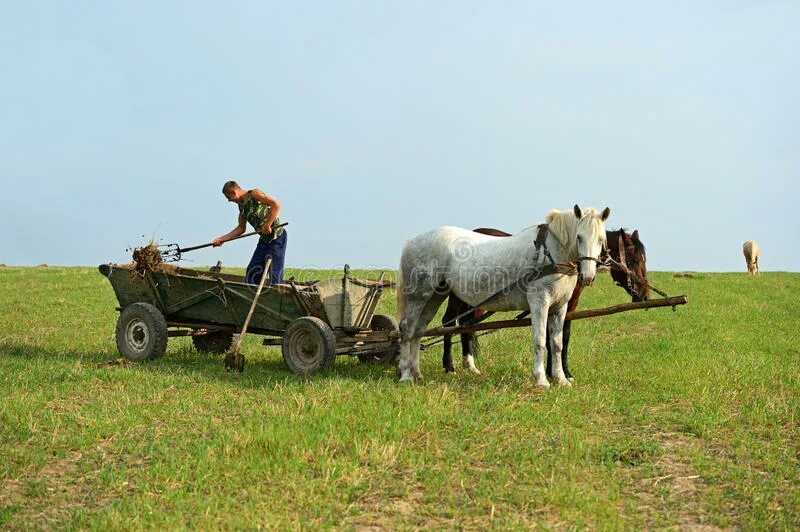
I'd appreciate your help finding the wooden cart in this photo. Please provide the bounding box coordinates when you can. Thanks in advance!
[99,263,398,374]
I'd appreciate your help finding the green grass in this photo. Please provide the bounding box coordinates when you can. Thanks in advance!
[1,266,798,529]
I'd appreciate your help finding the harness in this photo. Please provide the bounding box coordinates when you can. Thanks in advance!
[531,224,578,278]
[440,224,590,328]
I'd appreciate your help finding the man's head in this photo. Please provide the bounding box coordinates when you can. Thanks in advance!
[222,180,245,202]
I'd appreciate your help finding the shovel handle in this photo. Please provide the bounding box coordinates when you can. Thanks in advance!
[230,257,273,355]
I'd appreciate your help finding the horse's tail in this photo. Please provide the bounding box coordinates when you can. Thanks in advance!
[396,259,407,318]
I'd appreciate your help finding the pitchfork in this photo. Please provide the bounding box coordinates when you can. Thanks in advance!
[159,223,288,262]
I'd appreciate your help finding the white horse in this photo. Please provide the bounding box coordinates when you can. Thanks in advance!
[743,240,760,275]
[396,205,610,386]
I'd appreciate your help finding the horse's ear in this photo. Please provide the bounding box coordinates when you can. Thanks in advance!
[601,207,611,221]
[632,229,640,240]
[574,204,582,218]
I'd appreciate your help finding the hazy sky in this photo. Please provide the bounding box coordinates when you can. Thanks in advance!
[1,1,797,271]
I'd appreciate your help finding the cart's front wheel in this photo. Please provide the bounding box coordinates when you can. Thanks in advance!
[282,317,336,374]
[193,331,236,353]
[115,303,167,361]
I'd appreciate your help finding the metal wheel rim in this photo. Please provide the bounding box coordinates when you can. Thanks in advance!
[125,318,150,353]
[288,327,323,371]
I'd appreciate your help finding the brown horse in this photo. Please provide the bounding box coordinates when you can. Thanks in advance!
[441,227,650,378]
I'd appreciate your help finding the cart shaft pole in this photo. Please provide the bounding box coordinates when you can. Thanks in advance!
[420,295,688,338]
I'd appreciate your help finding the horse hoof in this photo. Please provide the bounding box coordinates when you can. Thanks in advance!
[534,379,550,388]
[557,379,572,387]
[467,367,481,375]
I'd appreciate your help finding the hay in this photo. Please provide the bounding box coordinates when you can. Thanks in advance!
[131,242,163,277]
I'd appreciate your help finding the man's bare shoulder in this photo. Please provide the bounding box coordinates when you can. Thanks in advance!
[251,189,278,204]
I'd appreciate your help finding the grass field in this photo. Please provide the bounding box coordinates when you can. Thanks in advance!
[1,265,798,529]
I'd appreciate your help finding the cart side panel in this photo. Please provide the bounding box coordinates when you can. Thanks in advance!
[149,272,305,330]
[309,277,383,329]
[100,264,306,332]
[99,264,158,308]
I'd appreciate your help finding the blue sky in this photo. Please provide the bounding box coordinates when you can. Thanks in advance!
[1,1,797,271]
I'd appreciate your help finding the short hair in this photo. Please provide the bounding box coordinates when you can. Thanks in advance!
[222,181,240,194]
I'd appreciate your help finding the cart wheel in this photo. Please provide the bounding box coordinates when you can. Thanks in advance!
[282,317,337,374]
[193,331,237,353]
[358,314,400,364]
[115,303,168,361]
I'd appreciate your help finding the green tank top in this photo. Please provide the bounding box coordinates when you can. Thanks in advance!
[238,190,284,243]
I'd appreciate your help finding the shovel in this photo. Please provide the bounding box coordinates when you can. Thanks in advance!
[160,223,288,262]
[223,257,273,373]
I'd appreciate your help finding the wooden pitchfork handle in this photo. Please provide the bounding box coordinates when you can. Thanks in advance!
[229,257,273,356]
[180,223,288,255]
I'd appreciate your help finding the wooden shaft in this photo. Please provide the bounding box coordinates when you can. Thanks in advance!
[179,232,258,254]
[419,295,688,338]
[230,258,273,354]
[178,223,289,254]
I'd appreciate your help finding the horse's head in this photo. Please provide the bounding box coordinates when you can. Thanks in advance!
[573,204,610,287]
[606,229,650,302]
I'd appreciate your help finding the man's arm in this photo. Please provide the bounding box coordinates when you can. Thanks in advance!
[250,189,281,235]
[212,214,247,247]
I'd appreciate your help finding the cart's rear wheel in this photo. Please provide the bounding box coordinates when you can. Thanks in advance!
[193,331,236,353]
[358,314,400,364]
[115,303,167,361]
[282,317,336,374]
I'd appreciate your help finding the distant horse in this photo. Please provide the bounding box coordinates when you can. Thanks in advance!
[743,240,760,275]
[442,227,650,378]
[397,205,610,386]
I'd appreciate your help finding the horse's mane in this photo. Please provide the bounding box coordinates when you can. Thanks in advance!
[546,208,605,260]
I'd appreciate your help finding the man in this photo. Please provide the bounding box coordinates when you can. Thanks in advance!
[212,181,287,286]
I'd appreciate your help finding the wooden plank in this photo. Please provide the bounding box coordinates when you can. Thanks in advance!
[335,330,395,345]
[419,295,689,338]
[164,289,221,315]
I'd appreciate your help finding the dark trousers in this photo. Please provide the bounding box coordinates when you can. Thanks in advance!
[246,231,287,286]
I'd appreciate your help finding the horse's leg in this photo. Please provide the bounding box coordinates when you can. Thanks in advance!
[545,326,553,378]
[398,297,430,383]
[441,297,458,373]
[460,312,480,375]
[411,292,449,379]
[398,292,448,382]
[442,334,454,373]
[562,319,573,381]
[545,323,572,381]
[528,294,550,387]
[547,306,571,387]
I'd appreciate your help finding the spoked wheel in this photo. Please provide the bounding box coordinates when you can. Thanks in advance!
[358,314,400,365]
[193,331,236,353]
[115,303,168,361]
[281,317,336,374]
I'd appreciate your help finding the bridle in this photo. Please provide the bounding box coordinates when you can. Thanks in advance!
[543,225,606,283]
[600,232,662,300]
